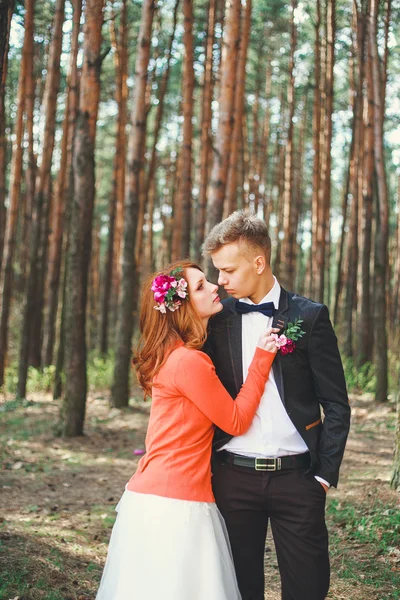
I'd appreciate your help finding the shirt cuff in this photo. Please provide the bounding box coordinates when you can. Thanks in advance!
[315,476,330,488]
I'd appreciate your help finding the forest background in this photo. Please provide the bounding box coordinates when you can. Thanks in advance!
[0,0,400,597]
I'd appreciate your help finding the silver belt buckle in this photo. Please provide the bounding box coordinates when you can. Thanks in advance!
[254,457,282,471]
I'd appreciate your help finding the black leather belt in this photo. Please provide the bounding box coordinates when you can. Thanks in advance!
[219,450,311,472]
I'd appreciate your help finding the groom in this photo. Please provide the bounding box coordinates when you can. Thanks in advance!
[203,211,350,600]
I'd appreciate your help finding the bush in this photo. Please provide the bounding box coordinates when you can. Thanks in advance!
[87,353,115,391]
[3,363,19,395]
[2,354,115,396]
[342,356,376,394]
[27,365,56,393]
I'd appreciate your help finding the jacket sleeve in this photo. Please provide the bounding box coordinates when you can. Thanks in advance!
[174,348,275,435]
[308,304,351,486]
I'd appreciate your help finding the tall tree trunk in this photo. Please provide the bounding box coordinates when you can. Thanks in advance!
[195,0,216,262]
[171,143,183,260]
[356,5,374,366]
[99,0,128,356]
[314,0,335,303]
[42,0,82,366]
[392,177,400,331]
[332,144,352,326]
[0,0,13,270]
[143,0,179,272]
[342,2,364,357]
[310,0,321,300]
[111,6,129,336]
[294,93,308,295]
[370,0,389,402]
[0,1,30,387]
[88,219,100,352]
[281,0,297,289]
[391,385,400,490]
[53,162,74,399]
[260,59,272,226]
[225,0,251,218]
[0,0,13,83]
[18,0,66,398]
[178,0,194,258]
[111,0,155,409]
[62,0,105,436]
[205,0,241,273]
[247,72,261,209]
[20,0,36,291]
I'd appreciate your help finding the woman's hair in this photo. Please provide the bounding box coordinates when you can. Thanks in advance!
[133,260,207,397]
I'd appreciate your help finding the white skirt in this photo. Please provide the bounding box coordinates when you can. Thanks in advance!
[96,489,241,600]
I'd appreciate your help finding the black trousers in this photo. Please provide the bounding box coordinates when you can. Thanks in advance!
[212,456,330,600]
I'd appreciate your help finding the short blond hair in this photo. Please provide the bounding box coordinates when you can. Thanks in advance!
[202,210,271,263]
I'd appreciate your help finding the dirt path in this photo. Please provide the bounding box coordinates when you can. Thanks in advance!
[0,392,399,599]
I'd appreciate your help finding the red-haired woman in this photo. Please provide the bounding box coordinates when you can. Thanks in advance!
[96,261,278,600]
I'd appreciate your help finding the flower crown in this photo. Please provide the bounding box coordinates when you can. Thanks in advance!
[151,267,188,314]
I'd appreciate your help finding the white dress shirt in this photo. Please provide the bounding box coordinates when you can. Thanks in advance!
[223,277,308,457]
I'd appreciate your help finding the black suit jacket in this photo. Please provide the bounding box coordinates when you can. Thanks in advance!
[204,288,351,487]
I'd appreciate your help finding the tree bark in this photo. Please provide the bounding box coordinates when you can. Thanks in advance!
[225,0,251,218]
[392,177,400,331]
[178,0,194,258]
[111,0,155,409]
[310,0,321,300]
[99,0,128,355]
[195,0,216,262]
[0,1,30,387]
[42,0,82,367]
[356,4,374,367]
[391,387,400,490]
[143,0,179,272]
[342,2,364,357]
[19,0,35,291]
[370,0,389,403]
[205,0,241,266]
[18,0,66,397]
[281,0,297,289]
[314,0,335,303]
[0,0,13,270]
[87,219,100,351]
[62,0,105,436]
[0,0,13,84]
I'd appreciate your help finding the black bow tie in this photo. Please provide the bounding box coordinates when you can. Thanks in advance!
[235,300,275,317]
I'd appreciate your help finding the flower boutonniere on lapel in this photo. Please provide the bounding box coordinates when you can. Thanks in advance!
[272,318,305,355]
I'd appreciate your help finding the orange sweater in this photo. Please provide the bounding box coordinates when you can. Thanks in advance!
[127,343,275,502]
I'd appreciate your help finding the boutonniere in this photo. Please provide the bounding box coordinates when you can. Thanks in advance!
[272,318,305,355]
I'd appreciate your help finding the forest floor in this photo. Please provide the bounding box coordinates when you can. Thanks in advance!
[0,390,399,600]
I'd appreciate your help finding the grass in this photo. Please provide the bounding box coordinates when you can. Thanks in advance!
[0,391,399,599]
[326,496,400,598]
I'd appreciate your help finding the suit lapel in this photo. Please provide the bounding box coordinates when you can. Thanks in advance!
[272,288,290,406]
[225,309,243,395]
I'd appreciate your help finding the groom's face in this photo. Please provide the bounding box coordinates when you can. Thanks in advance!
[211,242,260,300]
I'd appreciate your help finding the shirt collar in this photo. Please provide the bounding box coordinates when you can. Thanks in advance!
[238,276,281,310]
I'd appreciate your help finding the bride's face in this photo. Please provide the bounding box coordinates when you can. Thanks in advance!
[185,268,223,323]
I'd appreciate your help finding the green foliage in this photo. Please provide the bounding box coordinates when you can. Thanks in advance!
[27,365,56,393]
[2,355,114,396]
[2,364,56,395]
[285,318,305,342]
[388,350,400,400]
[87,353,115,391]
[327,498,400,552]
[3,363,19,395]
[327,497,400,595]
[342,357,377,394]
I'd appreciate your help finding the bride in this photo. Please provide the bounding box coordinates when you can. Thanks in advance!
[96,260,277,599]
